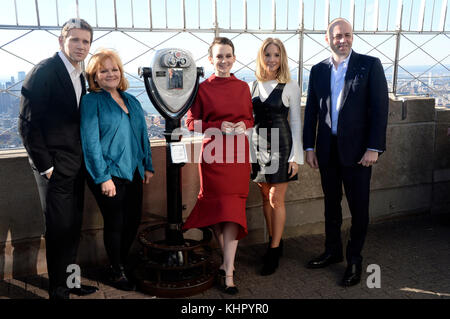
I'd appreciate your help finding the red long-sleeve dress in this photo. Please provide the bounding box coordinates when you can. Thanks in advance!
[182,74,254,240]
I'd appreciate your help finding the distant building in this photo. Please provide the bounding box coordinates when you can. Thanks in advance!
[18,71,25,82]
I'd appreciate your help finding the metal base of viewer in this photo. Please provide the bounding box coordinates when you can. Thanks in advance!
[134,223,219,298]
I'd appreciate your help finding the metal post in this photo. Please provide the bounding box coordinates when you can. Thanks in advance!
[56,0,60,26]
[392,0,403,95]
[408,0,413,31]
[298,31,304,95]
[149,0,153,30]
[165,118,184,245]
[182,0,186,30]
[213,0,219,37]
[94,0,98,27]
[113,0,118,29]
[286,0,289,30]
[298,0,304,95]
[259,0,261,30]
[392,31,401,95]
[386,0,391,31]
[131,0,134,29]
[229,0,232,29]
[374,0,379,31]
[14,0,18,26]
[35,0,40,26]
[244,0,248,31]
[272,0,276,31]
[313,0,316,30]
[418,0,426,31]
[165,0,168,29]
[439,0,448,32]
[363,0,367,31]
[350,0,355,28]
[430,0,436,32]
[75,0,79,19]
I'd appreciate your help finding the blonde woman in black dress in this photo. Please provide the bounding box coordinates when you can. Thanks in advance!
[250,38,303,276]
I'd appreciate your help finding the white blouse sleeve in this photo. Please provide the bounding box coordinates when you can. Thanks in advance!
[247,81,257,164]
[284,81,304,165]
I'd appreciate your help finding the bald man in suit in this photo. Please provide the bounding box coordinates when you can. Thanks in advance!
[303,18,388,286]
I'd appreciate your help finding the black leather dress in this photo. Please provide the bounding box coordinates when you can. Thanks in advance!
[251,82,297,183]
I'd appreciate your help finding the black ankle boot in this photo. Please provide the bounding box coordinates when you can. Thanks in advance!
[279,239,284,257]
[261,246,280,276]
[263,238,283,262]
[262,236,272,262]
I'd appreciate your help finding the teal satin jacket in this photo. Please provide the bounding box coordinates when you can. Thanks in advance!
[80,89,153,184]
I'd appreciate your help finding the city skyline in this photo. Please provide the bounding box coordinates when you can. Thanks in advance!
[0,0,449,150]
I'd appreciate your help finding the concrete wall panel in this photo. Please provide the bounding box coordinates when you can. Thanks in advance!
[371,123,434,189]
[434,110,450,170]
[388,96,435,124]
[0,97,449,279]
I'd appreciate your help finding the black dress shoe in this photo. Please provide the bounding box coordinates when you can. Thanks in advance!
[106,265,136,291]
[69,284,99,296]
[49,286,70,300]
[217,269,238,295]
[342,263,362,287]
[306,252,343,269]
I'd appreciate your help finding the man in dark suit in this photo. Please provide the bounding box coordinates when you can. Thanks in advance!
[18,18,98,299]
[303,18,388,286]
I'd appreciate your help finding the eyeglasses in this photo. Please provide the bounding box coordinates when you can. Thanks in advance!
[332,33,352,40]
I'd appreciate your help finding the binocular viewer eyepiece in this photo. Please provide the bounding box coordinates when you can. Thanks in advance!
[160,50,191,68]
[139,48,203,120]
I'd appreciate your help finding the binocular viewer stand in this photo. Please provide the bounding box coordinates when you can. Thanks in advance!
[135,224,217,298]
[134,56,218,297]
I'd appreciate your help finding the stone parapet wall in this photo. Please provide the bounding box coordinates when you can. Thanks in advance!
[0,96,448,279]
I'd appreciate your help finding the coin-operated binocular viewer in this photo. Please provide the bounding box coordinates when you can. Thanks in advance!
[139,49,202,245]
[137,49,216,297]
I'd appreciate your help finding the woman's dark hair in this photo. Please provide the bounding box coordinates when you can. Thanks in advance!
[208,37,235,57]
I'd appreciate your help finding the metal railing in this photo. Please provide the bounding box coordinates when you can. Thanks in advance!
[1,0,448,93]
[0,0,449,147]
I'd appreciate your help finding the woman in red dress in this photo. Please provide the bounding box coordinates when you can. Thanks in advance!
[183,37,254,294]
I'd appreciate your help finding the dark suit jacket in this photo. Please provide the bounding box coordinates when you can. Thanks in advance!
[18,53,86,177]
[303,51,389,167]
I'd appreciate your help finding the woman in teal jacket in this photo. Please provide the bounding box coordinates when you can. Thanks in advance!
[80,49,154,291]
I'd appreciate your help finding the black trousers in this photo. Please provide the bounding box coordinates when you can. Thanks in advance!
[32,163,85,295]
[319,136,372,265]
[87,170,143,269]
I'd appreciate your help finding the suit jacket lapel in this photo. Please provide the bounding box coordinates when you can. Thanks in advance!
[80,72,86,97]
[324,61,332,117]
[340,51,358,110]
[53,53,78,109]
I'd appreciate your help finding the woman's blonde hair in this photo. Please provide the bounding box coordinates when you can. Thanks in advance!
[85,48,129,92]
[255,38,291,83]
